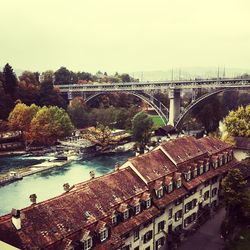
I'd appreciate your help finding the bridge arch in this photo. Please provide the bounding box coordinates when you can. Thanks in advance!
[175,89,228,129]
[85,91,169,126]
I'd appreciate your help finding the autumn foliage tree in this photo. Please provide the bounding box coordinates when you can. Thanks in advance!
[8,103,39,133]
[223,105,250,137]
[30,106,73,145]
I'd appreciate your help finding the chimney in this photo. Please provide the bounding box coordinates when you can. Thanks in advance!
[89,170,95,179]
[11,208,21,230]
[63,183,70,192]
[115,163,120,171]
[29,194,37,205]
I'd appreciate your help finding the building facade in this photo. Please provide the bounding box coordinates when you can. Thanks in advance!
[0,136,239,250]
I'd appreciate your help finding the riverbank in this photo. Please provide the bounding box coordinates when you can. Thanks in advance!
[0,159,70,186]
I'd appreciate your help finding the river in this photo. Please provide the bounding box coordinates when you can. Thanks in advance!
[0,151,134,216]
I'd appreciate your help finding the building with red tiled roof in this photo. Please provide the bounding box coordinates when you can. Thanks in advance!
[0,136,239,250]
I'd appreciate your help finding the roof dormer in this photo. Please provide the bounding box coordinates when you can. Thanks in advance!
[80,230,92,250]
[154,180,164,198]
[96,221,108,242]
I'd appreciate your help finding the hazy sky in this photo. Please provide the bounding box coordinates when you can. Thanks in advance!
[0,0,250,73]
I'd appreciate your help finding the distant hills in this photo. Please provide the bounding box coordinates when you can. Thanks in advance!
[131,67,250,81]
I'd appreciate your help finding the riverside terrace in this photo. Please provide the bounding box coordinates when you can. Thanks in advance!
[0,136,239,250]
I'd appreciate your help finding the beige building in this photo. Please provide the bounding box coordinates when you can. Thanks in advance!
[0,136,238,250]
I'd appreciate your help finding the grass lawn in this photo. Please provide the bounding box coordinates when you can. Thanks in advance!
[149,115,166,129]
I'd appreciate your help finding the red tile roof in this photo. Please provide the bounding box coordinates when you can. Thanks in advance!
[161,136,208,165]
[129,149,177,183]
[198,137,231,155]
[0,168,148,249]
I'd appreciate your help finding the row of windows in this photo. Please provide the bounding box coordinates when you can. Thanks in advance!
[112,199,152,226]
[155,179,181,199]
[184,151,233,182]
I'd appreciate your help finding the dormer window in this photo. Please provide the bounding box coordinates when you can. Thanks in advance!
[193,168,197,178]
[185,171,191,181]
[112,214,117,225]
[100,228,108,242]
[135,204,140,214]
[176,179,182,188]
[124,209,129,220]
[168,182,173,193]
[205,162,209,172]
[199,165,204,175]
[145,198,151,208]
[83,237,92,250]
[213,160,218,169]
[156,187,164,198]
[219,157,223,166]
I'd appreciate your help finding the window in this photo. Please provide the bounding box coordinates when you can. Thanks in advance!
[185,199,197,213]
[156,188,164,198]
[168,208,173,219]
[158,221,165,233]
[100,228,108,242]
[112,215,117,225]
[193,168,197,178]
[212,188,217,197]
[175,210,182,221]
[185,171,191,181]
[211,176,218,184]
[146,199,151,208]
[135,204,140,214]
[199,165,204,175]
[213,160,218,169]
[176,179,182,188]
[204,180,210,187]
[219,157,223,166]
[175,198,182,206]
[156,237,165,249]
[168,183,173,193]
[184,213,196,227]
[205,163,210,172]
[124,209,129,220]
[204,191,210,201]
[134,229,139,241]
[143,230,153,243]
[83,237,92,250]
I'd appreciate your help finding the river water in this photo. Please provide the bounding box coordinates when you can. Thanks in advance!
[0,151,133,216]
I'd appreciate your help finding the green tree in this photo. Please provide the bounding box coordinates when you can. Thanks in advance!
[40,70,54,83]
[221,169,250,237]
[54,67,71,85]
[0,81,14,120]
[38,81,67,109]
[191,95,223,132]
[223,105,250,137]
[120,73,131,83]
[67,97,88,128]
[2,63,17,97]
[132,112,153,146]
[30,106,73,145]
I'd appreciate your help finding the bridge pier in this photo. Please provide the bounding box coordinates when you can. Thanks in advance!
[168,89,181,126]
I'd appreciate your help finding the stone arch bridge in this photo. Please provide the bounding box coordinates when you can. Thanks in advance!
[56,78,250,129]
